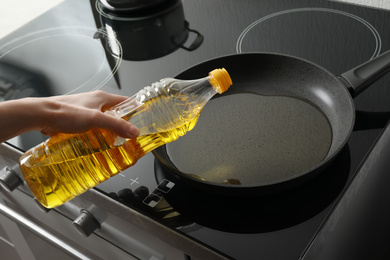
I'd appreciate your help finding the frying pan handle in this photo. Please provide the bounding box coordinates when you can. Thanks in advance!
[340,50,390,97]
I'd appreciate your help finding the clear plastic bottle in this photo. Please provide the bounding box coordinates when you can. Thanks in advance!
[19,68,232,208]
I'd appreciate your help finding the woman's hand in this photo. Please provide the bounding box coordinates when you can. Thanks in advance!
[0,91,140,143]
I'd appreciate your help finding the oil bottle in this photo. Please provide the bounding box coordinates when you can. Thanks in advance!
[19,68,232,208]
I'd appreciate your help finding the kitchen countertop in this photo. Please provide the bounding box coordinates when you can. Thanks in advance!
[337,0,390,9]
[0,0,64,39]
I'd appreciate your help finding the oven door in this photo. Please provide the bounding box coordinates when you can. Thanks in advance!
[0,188,136,260]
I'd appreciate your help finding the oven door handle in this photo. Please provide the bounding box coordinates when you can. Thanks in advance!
[0,203,94,260]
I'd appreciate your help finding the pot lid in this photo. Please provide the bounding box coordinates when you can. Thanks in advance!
[98,0,168,12]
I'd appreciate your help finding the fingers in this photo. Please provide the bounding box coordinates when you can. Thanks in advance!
[80,90,129,111]
[95,91,130,111]
[85,92,140,138]
[88,110,140,138]
[39,91,139,139]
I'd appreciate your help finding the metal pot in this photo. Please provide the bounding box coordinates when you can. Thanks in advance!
[96,0,203,60]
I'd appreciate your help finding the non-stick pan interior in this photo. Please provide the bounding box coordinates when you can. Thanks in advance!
[153,53,354,189]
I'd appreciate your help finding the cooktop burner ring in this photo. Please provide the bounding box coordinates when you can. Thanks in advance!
[236,7,382,60]
[0,26,122,96]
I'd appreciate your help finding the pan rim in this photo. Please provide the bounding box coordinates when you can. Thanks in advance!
[153,52,355,192]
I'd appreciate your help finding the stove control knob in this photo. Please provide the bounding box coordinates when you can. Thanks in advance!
[73,210,101,237]
[0,166,23,192]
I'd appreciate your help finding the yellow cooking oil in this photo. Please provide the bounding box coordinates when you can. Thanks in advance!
[19,115,199,209]
[19,68,232,208]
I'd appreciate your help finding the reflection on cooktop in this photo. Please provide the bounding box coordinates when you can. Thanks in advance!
[0,61,51,101]
[0,26,120,96]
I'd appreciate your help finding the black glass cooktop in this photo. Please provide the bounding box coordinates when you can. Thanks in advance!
[2,0,390,259]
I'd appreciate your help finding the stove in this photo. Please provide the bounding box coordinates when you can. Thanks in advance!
[1,0,390,259]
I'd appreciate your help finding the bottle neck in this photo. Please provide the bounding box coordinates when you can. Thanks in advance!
[208,75,223,94]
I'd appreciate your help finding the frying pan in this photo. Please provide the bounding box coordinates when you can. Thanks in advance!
[153,51,390,196]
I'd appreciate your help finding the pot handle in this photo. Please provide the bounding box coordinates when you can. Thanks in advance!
[340,50,390,97]
[175,21,204,51]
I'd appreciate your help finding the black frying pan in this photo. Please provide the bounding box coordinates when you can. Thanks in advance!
[153,51,390,196]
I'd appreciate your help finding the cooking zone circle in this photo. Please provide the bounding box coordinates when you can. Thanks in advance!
[0,26,122,96]
[236,8,381,62]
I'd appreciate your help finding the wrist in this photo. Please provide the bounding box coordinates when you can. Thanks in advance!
[0,98,48,138]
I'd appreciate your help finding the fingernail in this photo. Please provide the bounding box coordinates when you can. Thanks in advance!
[128,125,140,137]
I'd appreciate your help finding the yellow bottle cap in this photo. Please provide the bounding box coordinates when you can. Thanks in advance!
[209,68,233,93]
